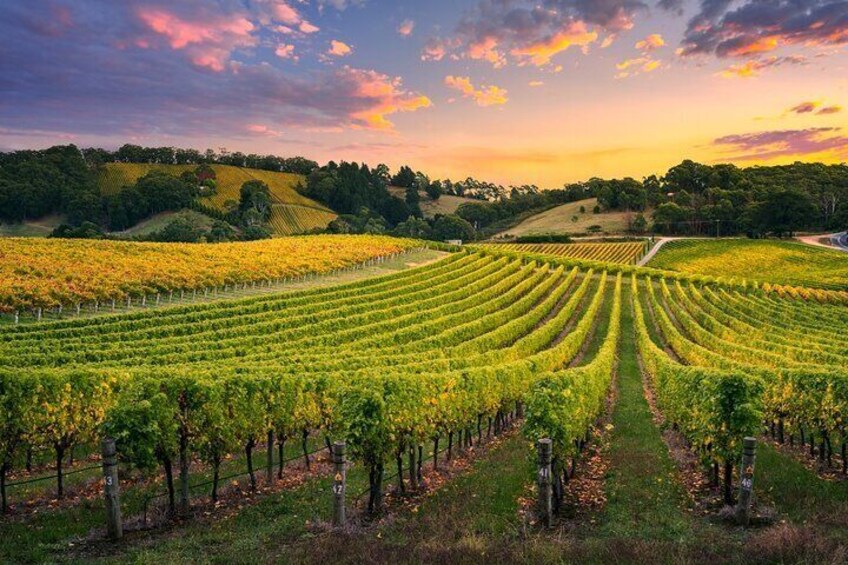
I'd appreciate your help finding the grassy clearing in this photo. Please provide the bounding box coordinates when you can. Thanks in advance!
[109,209,215,238]
[648,238,848,291]
[501,199,647,238]
[0,214,64,237]
[387,187,480,218]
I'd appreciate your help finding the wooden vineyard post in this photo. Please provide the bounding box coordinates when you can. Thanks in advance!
[537,438,553,528]
[101,438,123,540]
[736,437,757,527]
[332,441,346,527]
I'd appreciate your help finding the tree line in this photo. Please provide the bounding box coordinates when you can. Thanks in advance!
[2,145,846,242]
[583,160,848,237]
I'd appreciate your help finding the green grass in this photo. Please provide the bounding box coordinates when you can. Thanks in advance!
[109,209,216,238]
[387,187,481,219]
[0,437,329,564]
[501,199,648,238]
[648,238,848,291]
[0,214,64,237]
[594,286,691,541]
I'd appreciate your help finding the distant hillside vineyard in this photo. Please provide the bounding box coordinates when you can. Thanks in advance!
[98,163,337,236]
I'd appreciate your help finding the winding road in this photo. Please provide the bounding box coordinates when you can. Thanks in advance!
[795,232,848,252]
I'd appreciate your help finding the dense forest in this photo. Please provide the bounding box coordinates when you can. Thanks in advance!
[1,145,846,241]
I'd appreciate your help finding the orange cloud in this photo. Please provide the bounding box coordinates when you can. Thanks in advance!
[635,34,665,51]
[328,40,352,57]
[397,19,415,37]
[724,36,780,57]
[444,75,508,107]
[717,56,805,79]
[344,68,432,130]
[615,57,661,78]
[528,80,544,87]
[510,23,598,67]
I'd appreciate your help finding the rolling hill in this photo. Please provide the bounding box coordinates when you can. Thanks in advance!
[98,163,336,236]
[387,187,481,218]
[500,198,647,238]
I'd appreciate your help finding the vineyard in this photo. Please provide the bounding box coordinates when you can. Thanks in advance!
[2,241,848,561]
[479,241,649,265]
[0,235,418,314]
[648,238,848,291]
[99,163,336,236]
[269,204,338,236]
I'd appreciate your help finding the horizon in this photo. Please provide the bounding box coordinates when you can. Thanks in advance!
[2,0,848,185]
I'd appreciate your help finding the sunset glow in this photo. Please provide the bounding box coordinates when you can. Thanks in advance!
[1,0,847,185]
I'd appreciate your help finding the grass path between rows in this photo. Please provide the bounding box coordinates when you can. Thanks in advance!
[593,286,691,542]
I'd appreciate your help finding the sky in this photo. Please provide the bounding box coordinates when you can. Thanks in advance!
[1,0,847,186]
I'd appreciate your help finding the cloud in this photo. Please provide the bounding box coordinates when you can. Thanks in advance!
[317,0,363,10]
[444,75,509,106]
[421,37,451,61]
[680,0,848,60]
[635,33,665,51]
[786,101,842,115]
[0,1,432,136]
[328,39,353,57]
[712,127,848,161]
[421,0,651,68]
[345,67,433,129]
[135,7,257,72]
[397,19,415,37]
[716,55,806,78]
[615,56,661,78]
[246,123,282,136]
[790,101,819,114]
[528,80,545,86]
[510,23,599,67]
[275,43,297,61]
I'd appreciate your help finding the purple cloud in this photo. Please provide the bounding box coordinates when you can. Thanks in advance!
[681,0,848,59]
[713,127,848,161]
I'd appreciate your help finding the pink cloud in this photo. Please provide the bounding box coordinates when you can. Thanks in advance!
[275,43,297,61]
[246,123,282,136]
[135,7,256,71]
[299,21,320,34]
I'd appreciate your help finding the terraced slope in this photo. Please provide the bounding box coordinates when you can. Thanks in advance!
[479,241,648,265]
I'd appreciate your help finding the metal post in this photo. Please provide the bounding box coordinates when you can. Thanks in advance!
[101,438,123,540]
[332,441,346,527]
[537,438,553,528]
[736,437,757,527]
